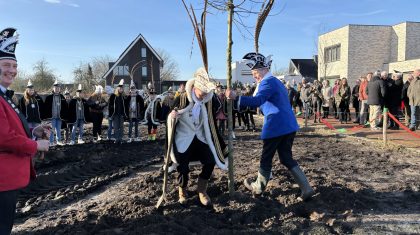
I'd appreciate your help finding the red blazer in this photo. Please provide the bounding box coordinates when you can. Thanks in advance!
[0,97,37,192]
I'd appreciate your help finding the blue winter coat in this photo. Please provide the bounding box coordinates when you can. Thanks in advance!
[239,74,299,139]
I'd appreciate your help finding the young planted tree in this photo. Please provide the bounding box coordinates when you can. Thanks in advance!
[208,0,276,196]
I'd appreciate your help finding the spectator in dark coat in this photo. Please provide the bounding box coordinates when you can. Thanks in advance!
[109,79,128,144]
[335,78,351,124]
[366,74,386,130]
[351,79,360,123]
[43,82,68,146]
[18,79,43,129]
[310,80,323,123]
[388,73,403,129]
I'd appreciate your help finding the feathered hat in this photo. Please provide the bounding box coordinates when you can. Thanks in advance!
[130,79,136,89]
[242,52,272,70]
[0,28,19,61]
[118,79,124,87]
[53,78,60,86]
[76,84,82,92]
[94,85,103,94]
[193,67,216,93]
[27,79,33,88]
[64,87,70,95]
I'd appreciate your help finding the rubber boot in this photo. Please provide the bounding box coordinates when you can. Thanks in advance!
[197,178,211,206]
[244,171,269,195]
[290,166,315,201]
[178,187,188,205]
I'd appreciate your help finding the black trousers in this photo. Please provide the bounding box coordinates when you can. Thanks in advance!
[218,119,226,134]
[0,190,19,235]
[91,112,104,137]
[147,118,157,134]
[388,104,399,127]
[174,136,216,188]
[322,106,329,118]
[232,111,244,129]
[259,132,298,177]
[243,112,255,128]
[312,98,322,118]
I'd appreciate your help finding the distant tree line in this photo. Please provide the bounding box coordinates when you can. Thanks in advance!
[11,48,179,94]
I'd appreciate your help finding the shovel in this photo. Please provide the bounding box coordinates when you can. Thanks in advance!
[156,109,178,209]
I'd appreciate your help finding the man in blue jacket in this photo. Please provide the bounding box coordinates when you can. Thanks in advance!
[227,52,314,201]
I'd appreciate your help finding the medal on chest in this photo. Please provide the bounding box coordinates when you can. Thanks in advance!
[31,103,35,108]
[7,99,20,114]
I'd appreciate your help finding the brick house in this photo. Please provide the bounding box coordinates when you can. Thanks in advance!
[318,21,420,87]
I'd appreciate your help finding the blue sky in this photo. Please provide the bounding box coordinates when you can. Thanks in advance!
[1,0,418,82]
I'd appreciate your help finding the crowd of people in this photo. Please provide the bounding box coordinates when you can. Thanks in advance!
[284,70,420,131]
[14,76,268,147]
[14,61,419,148]
[13,78,181,146]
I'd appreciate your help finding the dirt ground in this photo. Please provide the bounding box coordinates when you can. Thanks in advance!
[12,120,420,234]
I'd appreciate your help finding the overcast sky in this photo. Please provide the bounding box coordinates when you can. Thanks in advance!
[1,0,418,82]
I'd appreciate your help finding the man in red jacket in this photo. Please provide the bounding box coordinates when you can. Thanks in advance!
[0,27,50,235]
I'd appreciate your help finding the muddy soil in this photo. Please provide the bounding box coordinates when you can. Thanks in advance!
[12,122,420,234]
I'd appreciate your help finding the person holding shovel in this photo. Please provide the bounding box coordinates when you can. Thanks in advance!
[166,67,229,207]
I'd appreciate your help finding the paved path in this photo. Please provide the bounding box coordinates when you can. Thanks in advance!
[296,115,420,151]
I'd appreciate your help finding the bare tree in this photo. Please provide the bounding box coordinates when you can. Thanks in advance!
[73,55,114,93]
[32,58,57,92]
[156,48,180,81]
[10,69,30,92]
[315,24,334,81]
[91,55,113,84]
[271,63,288,77]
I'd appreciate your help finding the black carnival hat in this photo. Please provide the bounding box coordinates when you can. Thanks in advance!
[242,52,272,70]
[0,28,19,61]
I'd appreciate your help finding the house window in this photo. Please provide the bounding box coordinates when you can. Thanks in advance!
[141,48,147,58]
[142,66,147,77]
[113,65,129,76]
[324,44,341,63]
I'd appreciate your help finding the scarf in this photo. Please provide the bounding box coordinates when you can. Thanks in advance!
[191,88,204,126]
[253,84,259,97]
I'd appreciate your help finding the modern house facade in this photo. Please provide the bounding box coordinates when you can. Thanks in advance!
[318,21,420,87]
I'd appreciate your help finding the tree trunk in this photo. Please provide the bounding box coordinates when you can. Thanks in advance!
[226,0,235,197]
